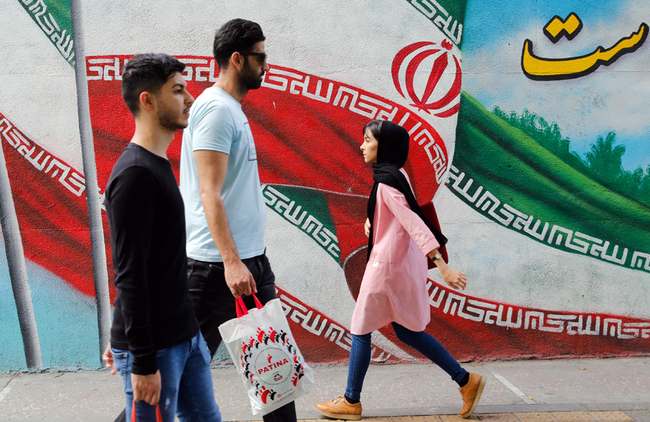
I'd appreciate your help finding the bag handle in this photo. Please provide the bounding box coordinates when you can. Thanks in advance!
[131,398,163,422]
[235,297,248,317]
[235,293,264,318]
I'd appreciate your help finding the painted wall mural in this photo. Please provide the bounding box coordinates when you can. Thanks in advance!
[1,0,648,373]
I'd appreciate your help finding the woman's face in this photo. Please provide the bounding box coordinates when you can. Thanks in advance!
[361,129,379,164]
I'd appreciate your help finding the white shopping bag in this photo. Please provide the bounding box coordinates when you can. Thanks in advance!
[218,294,315,415]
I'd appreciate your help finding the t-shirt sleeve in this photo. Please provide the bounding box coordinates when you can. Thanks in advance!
[191,102,235,154]
[106,166,158,375]
[379,183,440,256]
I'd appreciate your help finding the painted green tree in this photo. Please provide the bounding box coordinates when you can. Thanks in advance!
[493,107,650,208]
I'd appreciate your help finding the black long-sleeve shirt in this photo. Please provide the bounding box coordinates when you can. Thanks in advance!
[105,143,198,375]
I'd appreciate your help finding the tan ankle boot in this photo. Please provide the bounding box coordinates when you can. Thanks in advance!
[315,395,362,420]
[459,373,486,418]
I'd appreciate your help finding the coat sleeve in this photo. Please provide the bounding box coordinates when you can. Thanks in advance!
[378,183,440,256]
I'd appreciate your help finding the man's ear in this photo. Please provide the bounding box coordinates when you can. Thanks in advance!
[229,51,244,71]
[139,91,156,113]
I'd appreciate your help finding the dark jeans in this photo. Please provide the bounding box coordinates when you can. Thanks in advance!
[187,253,297,422]
[345,322,468,401]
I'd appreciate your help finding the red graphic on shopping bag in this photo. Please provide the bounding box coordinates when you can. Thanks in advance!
[240,327,306,403]
[392,41,462,117]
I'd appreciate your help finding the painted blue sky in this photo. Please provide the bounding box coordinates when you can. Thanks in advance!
[463,0,629,54]
[0,241,99,372]
[462,0,650,171]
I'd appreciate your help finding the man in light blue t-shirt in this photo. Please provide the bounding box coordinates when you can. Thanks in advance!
[179,19,297,422]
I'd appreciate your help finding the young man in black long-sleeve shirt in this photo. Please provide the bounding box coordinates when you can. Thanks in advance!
[102,53,221,422]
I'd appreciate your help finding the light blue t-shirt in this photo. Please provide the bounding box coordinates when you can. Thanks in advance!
[180,86,266,262]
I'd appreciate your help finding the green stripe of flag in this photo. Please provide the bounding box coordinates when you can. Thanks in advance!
[18,0,74,66]
[403,0,467,47]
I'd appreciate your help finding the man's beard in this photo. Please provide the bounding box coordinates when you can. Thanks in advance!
[157,101,187,132]
[240,62,264,90]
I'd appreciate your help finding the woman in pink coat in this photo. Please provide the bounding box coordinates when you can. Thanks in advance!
[315,120,486,420]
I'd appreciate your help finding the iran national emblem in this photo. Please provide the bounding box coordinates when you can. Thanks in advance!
[392,40,462,117]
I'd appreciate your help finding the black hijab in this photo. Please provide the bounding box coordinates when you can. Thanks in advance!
[366,120,447,260]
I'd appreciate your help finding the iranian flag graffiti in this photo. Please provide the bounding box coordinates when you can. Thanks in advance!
[4,0,648,369]
[2,53,648,364]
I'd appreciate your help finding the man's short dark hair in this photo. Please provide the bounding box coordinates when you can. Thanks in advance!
[121,53,186,116]
[213,19,265,70]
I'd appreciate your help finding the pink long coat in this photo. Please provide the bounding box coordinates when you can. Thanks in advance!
[350,169,440,335]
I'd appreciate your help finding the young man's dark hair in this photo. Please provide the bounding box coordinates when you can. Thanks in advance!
[212,18,266,70]
[121,53,186,116]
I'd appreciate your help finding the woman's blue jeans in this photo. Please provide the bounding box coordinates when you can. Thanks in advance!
[345,322,468,401]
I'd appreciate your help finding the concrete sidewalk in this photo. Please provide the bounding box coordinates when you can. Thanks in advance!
[0,357,648,422]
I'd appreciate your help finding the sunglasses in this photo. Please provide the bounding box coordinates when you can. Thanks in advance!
[241,51,267,65]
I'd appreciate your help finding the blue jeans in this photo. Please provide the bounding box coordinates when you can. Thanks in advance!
[345,322,468,401]
[112,332,221,422]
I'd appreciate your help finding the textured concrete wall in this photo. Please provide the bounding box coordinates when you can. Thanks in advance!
[0,0,648,372]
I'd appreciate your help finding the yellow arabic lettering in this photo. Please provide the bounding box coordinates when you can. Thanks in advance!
[522,22,648,80]
[544,13,583,43]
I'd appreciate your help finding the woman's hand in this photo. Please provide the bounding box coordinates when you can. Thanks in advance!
[364,218,371,238]
[440,266,467,290]
[427,249,467,290]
